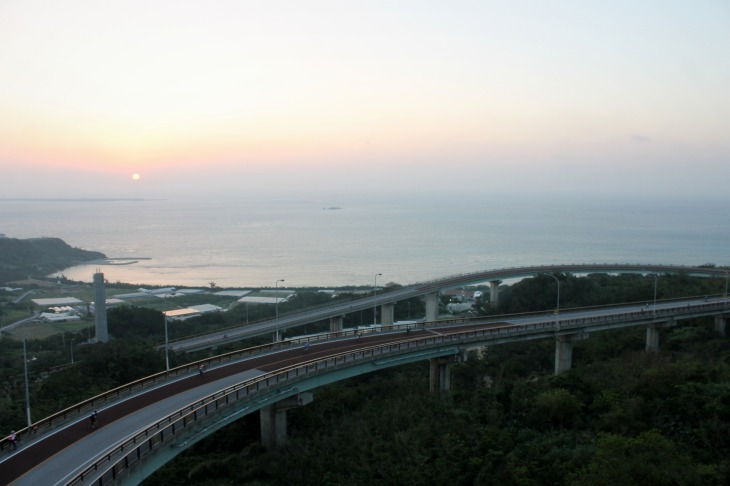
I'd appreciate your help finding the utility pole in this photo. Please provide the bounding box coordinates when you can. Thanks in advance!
[373,273,382,326]
[23,337,32,427]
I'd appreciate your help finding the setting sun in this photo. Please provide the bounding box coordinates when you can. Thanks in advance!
[132,173,140,180]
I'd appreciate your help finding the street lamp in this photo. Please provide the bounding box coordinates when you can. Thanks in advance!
[724,271,728,311]
[275,279,285,341]
[544,273,560,331]
[373,273,382,326]
[23,336,32,427]
[649,273,658,317]
[163,288,176,371]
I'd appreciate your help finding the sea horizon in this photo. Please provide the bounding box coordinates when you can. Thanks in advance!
[2,192,728,289]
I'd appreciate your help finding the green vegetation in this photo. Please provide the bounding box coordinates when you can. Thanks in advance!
[0,288,384,426]
[0,237,105,284]
[488,271,726,315]
[140,272,730,485]
[144,323,730,485]
[1,271,729,485]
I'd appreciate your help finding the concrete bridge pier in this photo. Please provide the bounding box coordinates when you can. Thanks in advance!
[425,292,439,322]
[93,272,109,343]
[646,319,676,352]
[489,280,501,308]
[554,333,589,375]
[714,315,727,336]
[459,345,485,362]
[429,356,457,393]
[381,303,395,330]
[260,392,314,447]
[329,316,344,334]
[646,324,661,352]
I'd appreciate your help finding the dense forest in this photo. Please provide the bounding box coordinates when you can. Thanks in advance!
[1,272,728,484]
[146,328,730,485]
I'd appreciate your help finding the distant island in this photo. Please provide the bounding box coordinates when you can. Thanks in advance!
[0,236,106,284]
[323,206,342,210]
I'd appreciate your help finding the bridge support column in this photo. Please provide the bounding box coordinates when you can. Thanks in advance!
[381,303,395,330]
[260,392,314,448]
[459,345,485,362]
[645,319,676,352]
[554,333,588,375]
[429,356,456,393]
[329,316,344,334]
[425,292,439,322]
[646,324,661,352]
[489,280,501,308]
[714,316,727,336]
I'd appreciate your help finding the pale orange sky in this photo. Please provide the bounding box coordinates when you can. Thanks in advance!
[1,1,728,199]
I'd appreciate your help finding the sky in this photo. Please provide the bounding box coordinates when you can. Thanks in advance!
[1,0,728,200]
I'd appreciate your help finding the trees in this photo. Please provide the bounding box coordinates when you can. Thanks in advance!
[571,431,708,486]
[149,281,730,484]
[145,317,730,485]
[3,274,729,484]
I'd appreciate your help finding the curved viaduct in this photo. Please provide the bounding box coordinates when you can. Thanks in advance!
[2,294,729,485]
[170,263,729,352]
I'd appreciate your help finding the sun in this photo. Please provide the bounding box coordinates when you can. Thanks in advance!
[132,173,141,181]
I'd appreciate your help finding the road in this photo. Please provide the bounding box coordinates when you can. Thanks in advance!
[169,263,729,351]
[1,296,726,485]
[0,330,431,486]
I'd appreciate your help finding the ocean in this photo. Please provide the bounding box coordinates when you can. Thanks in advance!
[1,194,728,288]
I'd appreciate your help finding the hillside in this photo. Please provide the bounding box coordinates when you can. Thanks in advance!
[0,236,106,284]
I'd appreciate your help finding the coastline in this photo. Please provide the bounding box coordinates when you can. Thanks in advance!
[86,258,152,266]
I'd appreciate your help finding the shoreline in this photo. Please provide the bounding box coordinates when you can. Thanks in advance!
[87,258,151,266]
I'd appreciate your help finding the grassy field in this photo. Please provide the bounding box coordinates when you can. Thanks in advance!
[5,319,94,340]
[0,308,34,328]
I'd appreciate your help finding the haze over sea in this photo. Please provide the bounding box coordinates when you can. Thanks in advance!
[1,194,728,288]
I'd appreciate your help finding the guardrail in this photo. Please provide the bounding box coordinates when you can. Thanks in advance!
[2,296,727,455]
[167,263,729,350]
[167,291,380,346]
[66,299,728,485]
[0,337,315,452]
[68,337,452,485]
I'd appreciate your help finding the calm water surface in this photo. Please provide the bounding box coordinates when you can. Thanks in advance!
[1,194,727,287]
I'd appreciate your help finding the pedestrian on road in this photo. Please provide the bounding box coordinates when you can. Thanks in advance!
[303,343,310,353]
[198,364,206,377]
[89,410,98,429]
[7,431,17,451]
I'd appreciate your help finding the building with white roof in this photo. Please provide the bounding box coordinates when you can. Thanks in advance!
[32,297,84,307]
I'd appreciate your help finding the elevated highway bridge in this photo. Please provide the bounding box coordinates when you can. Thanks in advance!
[1,288,728,485]
[169,263,729,352]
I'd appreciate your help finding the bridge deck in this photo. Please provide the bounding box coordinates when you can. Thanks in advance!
[1,332,422,485]
[1,296,727,485]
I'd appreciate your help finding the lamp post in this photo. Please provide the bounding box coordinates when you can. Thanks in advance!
[544,273,560,331]
[23,336,32,427]
[724,271,728,311]
[163,288,176,371]
[650,273,658,317]
[373,273,382,326]
[275,279,285,341]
